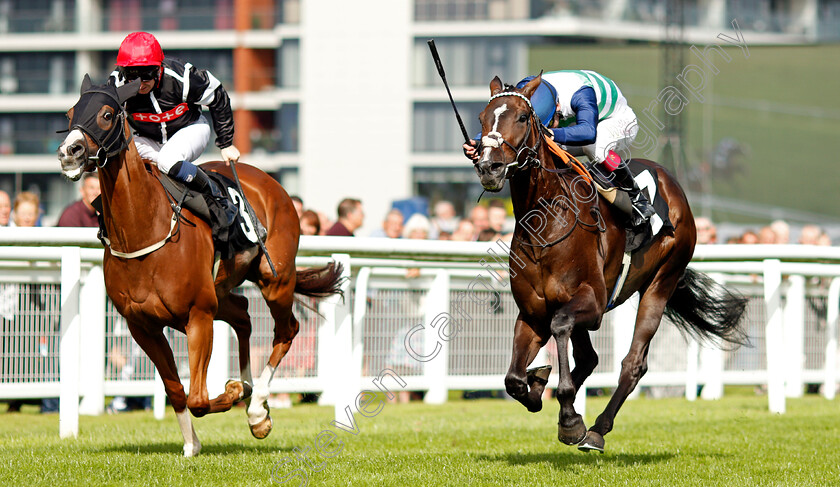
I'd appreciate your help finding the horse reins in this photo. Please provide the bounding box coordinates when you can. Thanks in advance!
[483,90,605,248]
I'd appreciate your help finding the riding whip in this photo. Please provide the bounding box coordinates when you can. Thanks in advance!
[227,159,278,278]
[427,39,471,144]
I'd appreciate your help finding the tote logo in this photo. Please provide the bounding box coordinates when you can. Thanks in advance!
[131,103,189,123]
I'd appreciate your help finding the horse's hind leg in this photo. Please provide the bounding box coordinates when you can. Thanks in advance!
[126,321,201,457]
[209,292,254,412]
[504,314,549,412]
[247,277,298,439]
[581,282,675,453]
[570,327,598,392]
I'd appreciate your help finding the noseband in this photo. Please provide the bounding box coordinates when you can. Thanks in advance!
[479,91,544,177]
[68,88,131,168]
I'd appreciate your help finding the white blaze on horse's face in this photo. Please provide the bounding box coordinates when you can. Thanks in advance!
[58,129,87,180]
[480,103,508,163]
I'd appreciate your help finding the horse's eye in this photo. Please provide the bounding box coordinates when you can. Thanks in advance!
[103,112,113,121]
[518,113,529,123]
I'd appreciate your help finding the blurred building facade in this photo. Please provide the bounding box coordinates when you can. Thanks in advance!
[0,0,834,227]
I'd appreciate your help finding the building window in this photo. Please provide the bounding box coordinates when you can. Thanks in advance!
[413,37,524,88]
[0,113,67,154]
[278,39,300,88]
[276,104,299,153]
[0,0,75,33]
[0,52,75,94]
[413,102,485,152]
[102,0,233,32]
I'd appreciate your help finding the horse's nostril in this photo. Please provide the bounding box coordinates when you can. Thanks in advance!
[490,162,505,173]
[68,143,83,156]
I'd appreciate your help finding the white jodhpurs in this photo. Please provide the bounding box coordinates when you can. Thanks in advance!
[580,104,639,164]
[134,115,211,175]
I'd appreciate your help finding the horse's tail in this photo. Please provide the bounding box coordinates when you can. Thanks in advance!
[664,268,749,348]
[295,262,346,299]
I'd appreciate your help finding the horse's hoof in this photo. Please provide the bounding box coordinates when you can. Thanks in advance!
[558,419,587,445]
[578,431,605,453]
[183,442,202,457]
[249,414,273,439]
[225,379,252,403]
[526,365,552,386]
[525,400,543,413]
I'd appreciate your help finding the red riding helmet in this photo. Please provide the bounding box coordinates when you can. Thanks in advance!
[116,32,164,67]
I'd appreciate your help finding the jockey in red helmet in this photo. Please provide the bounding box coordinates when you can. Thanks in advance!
[112,32,245,234]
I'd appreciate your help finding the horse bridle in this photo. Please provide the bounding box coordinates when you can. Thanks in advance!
[67,87,132,169]
[483,91,606,248]
[477,91,545,178]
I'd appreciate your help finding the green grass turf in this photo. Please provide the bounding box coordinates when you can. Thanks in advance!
[1,394,839,486]
[528,43,840,221]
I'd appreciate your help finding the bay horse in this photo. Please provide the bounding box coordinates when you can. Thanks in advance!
[474,75,746,453]
[57,76,343,457]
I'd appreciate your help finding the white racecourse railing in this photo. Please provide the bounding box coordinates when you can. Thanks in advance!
[1,228,840,438]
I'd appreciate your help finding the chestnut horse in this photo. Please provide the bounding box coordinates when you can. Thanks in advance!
[57,77,343,456]
[474,76,746,452]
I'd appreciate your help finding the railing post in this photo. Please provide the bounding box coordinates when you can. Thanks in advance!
[206,321,231,398]
[685,339,699,401]
[78,265,106,416]
[763,259,785,413]
[352,267,371,385]
[700,273,725,400]
[613,294,640,399]
[783,275,805,398]
[423,270,450,404]
[824,277,840,400]
[317,254,353,419]
[154,369,166,420]
[59,246,81,438]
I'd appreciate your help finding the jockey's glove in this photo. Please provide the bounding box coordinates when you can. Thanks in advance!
[221,145,241,164]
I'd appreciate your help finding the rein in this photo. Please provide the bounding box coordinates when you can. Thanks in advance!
[484,91,604,249]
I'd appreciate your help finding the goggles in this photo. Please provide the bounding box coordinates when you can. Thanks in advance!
[120,66,159,82]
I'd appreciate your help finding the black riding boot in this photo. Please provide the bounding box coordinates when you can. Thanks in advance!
[606,162,656,228]
[188,167,239,229]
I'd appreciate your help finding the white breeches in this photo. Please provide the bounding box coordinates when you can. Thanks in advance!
[134,115,211,175]
[580,104,639,164]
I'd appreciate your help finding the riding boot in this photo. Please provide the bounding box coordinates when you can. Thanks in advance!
[606,161,656,228]
[187,167,239,230]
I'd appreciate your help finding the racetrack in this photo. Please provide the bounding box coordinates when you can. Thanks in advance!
[2,391,838,486]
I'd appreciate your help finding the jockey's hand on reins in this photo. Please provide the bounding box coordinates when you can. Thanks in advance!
[463,139,480,162]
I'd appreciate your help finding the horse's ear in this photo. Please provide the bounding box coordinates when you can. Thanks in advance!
[490,76,504,96]
[116,79,142,104]
[80,74,92,95]
[520,73,543,98]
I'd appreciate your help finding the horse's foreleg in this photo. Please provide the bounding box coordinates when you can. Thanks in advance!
[126,322,200,457]
[550,309,587,445]
[185,311,216,417]
[504,314,548,413]
[583,293,668,453]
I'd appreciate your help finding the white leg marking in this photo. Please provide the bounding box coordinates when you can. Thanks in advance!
[175,410,201,457]
[247,365,276,426]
